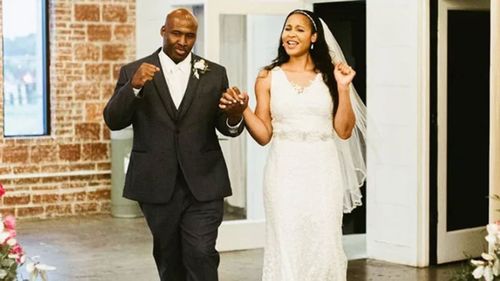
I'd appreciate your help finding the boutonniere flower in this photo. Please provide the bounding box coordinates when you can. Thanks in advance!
[193,59,209,79]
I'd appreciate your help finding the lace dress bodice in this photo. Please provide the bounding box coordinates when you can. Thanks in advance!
[270,67,335,141]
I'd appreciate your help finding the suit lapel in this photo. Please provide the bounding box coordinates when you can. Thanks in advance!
[146,49,178,121]
[177,54,201,120]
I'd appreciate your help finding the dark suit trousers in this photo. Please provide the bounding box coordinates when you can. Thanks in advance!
[140,170,224,281]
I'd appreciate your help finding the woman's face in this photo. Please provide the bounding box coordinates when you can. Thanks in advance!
[281,13,317,57]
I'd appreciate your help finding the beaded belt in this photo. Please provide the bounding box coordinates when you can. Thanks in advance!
[272,131,335,141]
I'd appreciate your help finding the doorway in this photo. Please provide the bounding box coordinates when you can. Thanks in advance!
[314,1,367,235]
[433,0,490,264]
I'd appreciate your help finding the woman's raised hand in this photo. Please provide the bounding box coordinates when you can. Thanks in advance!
[334,62,356,89]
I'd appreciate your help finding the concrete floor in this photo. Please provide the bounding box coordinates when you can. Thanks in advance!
[16,215,463,281]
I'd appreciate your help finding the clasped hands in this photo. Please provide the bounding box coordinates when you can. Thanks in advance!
[219,87,249,124]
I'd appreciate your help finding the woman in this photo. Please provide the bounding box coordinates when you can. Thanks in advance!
[220,9,367,280]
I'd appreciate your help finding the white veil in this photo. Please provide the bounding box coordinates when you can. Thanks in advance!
[320,19,367,213]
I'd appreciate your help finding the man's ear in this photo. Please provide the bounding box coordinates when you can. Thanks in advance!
[160,25,166,36]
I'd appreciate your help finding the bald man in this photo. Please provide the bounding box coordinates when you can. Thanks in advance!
[104,9,247,281]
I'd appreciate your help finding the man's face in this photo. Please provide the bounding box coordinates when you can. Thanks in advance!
[161,16,197,63]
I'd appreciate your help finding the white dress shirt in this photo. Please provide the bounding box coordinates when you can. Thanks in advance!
[132,50,242,131]
[158,50,192,109]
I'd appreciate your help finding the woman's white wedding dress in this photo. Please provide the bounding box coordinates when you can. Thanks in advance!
[262,67,350,281]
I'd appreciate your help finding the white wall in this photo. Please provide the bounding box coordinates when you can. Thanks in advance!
[366,0,429,266]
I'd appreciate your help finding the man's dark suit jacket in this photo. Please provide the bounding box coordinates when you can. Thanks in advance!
[103,48,244,203]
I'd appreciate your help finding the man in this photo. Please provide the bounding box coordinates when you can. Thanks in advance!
[103,8,247,281]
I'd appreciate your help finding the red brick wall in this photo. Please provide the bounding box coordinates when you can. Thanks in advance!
[0,1,136,218]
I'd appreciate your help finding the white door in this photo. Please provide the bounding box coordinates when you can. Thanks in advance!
[170,0,303,251]
[437,0,490,263]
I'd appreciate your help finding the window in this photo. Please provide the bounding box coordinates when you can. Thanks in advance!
[2,0,49,136]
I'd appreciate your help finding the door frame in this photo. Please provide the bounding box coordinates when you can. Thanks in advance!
[436,0,490,264]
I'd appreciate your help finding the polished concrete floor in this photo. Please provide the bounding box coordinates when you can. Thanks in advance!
[16,215,463,281]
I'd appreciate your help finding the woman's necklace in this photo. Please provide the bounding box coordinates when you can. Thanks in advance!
[289,81,305,94]
[280,65,317,94]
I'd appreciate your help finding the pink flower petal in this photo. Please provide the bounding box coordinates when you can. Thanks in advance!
[0,183,5,198]
[3,215,16,231]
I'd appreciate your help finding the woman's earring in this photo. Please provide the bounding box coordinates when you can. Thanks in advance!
[310,43,314,50]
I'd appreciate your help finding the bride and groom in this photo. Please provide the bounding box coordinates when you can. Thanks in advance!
[104,7,366,281]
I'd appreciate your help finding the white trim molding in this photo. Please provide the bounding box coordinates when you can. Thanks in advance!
[490,0,500,223]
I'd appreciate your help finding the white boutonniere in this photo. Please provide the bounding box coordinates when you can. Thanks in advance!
[193,59,209,79]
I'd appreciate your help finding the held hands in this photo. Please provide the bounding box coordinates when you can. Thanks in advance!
[218,86,249,120]
[131,63,160,89]
[334,62,356,89]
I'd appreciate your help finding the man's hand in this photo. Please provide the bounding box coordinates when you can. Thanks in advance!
[131,63,160,89]
[219,87,249,125]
